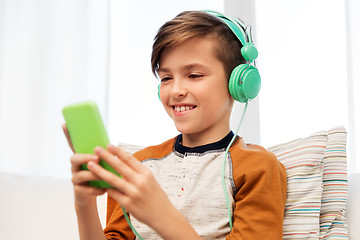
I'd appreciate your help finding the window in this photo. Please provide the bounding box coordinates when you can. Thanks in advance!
[255,0,356,171]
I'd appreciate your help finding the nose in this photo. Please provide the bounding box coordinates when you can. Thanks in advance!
[170,79,188,98]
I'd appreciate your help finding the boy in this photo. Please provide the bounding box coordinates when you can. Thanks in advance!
[65,10,287,240]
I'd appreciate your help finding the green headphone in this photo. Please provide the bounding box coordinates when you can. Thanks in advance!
[206,10,261,103]
[157,10,261,103]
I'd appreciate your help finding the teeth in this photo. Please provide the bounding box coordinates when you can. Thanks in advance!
[174,106,194,112]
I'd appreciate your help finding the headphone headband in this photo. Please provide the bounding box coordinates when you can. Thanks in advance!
[204,10,248,46]
[204,10,258,62]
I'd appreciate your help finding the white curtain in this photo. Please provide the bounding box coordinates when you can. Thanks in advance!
[0,0,110,178]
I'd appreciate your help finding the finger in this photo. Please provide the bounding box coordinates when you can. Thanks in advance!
[106,188,131,208]
[94,146,136,181]
[107,144,143,172]
[71,154,99,173]
[87,161,135,195]
[72,169,102,185]
[62,124,75,153]
[74,184,107,197]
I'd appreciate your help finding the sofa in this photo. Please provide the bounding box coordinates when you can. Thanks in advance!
[0,126,358,239]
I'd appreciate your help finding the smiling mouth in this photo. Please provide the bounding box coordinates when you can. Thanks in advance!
[172,105,196,112]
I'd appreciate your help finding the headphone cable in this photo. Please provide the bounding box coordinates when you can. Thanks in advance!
[122,206,144,240]
[222,100,249,230]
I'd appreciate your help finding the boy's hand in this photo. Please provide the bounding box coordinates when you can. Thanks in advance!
[88,145,177,229]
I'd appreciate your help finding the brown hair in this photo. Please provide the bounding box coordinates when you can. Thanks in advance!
[151,11,246,79]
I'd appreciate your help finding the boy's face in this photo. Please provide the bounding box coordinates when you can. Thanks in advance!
[158,37,234,146]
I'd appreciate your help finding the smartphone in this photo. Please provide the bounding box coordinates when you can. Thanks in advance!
[62,100,120,188]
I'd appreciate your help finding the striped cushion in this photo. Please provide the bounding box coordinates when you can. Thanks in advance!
[268,126,348,239]
[319,127,348,239]
[268,131,327,239]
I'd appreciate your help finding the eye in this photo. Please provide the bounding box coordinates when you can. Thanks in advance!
[160,76,172,82]
[189,74,204,79]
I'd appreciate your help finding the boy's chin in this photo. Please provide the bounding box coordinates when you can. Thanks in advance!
[174,125,195,135]
[174,126,203,137]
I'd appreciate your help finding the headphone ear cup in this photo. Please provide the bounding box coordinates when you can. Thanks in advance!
[228,64,261,103]
[158,83,161,101]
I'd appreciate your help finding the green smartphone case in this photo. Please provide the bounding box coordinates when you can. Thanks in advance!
[62,100,120,188]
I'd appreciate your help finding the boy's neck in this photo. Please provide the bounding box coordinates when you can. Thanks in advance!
[181,127,231,148]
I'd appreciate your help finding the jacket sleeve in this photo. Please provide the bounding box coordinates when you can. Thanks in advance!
[103,195,135,240]
[226,144,287,240]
